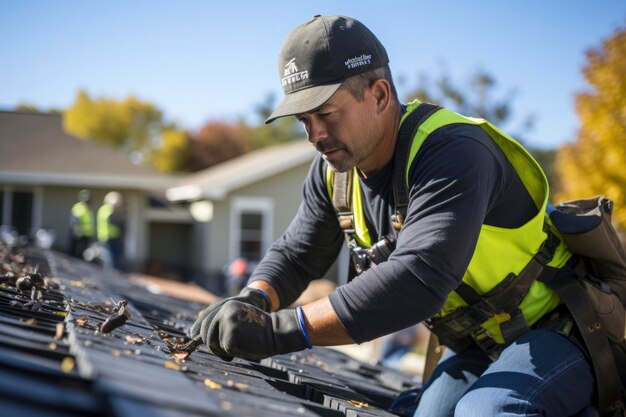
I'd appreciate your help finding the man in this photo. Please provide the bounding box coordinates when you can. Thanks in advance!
[190,15,595,416]
[97,191,125,270]
[68,189,95,259]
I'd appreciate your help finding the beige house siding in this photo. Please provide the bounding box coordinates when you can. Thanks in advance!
[195,162,309,281]
[231,161,310,245]
[165,140,347,289]
[197,161,344,287]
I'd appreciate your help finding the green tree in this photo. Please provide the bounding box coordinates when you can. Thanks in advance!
[555,25,626,229]
[529,148,557,190]
[14,102,40,113]
[14,103,62,114]
[248,93,305,149]
[405,69,535,140]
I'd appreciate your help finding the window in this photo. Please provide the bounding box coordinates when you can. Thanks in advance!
[11,191,33,235]
[1,186,39,236]
[239,212,263,261]
[230,197,273,263]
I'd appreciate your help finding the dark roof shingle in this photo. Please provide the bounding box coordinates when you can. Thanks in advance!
[0,244,417,416]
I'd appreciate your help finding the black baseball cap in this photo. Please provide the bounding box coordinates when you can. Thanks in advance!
[265,15,389,123]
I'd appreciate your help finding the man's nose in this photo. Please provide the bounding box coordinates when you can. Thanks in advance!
[307,120,327,145]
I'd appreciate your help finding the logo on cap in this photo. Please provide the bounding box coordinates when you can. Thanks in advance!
[345,54,373,70]
[281,58,309,87]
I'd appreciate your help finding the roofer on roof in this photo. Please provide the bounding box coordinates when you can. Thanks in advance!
[189,15,599,416]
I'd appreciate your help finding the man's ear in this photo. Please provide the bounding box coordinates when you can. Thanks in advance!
[369,79,391,114]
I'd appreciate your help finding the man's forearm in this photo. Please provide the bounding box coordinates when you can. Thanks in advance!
[247,281,281,312]
[301,296,355,345]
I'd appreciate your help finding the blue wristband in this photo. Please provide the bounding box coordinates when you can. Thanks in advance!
[250,288,272,310]
[295,305,313,349]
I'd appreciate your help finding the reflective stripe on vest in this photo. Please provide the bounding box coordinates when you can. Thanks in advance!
[326,167,372,247]
[327,99,572,344]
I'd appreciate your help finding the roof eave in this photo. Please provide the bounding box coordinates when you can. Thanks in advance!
[0,171,175,191]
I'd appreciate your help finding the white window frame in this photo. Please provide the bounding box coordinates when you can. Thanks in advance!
[229,196,274,262]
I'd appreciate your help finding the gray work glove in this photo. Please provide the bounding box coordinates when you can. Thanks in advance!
[207,301,307,361]
[188,287,271,341]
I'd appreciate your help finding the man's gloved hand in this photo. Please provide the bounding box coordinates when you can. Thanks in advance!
[206,300,308,361]
[188,287,271,341]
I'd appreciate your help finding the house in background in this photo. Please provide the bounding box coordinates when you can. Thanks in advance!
[166,139,349,291]
[0,111,186,274]
[1,111,348,291]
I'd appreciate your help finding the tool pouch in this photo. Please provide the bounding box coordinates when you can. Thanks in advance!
[549,195,626,345]
[544,196,626,416]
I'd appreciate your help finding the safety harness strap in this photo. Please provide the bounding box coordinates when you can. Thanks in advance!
[329,102,441,234]
[539,258,625,415]
[332,170,352,213]
[332,170,355,234]
[426,229,560,352]
[391,103,441,229]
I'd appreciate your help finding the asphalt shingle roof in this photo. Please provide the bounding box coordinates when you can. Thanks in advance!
[0,244,417,416]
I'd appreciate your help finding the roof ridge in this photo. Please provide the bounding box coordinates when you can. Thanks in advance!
[0,110,62,118]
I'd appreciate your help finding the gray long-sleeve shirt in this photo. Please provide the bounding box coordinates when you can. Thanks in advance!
[248,121,538,344]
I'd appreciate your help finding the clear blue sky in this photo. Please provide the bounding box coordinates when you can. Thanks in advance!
[1,1,625,149]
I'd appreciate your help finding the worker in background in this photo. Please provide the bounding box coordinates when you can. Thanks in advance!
[188,15,596,417]
[68,189,94,259]
[97,191,125,270]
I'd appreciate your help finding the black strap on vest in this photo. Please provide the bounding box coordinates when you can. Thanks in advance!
[425,229,560,355]
[454,229,560,345]
[391,103,441,229]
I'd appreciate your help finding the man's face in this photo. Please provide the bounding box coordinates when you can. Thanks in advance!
[296,87,382,173]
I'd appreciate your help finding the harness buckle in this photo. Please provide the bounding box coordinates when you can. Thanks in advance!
[391,212,404,230]
[473,298,503,322]
[493,312,512,324]
[471,327,502,360]
[337,212,354,231]
[536,231,559,265]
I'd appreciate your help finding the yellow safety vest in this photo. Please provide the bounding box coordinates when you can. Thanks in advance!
[71,201,94,238]
[327,99,572,343]
[97,203,121,243]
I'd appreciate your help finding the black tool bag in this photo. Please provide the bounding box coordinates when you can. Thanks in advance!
[547,195,626,416]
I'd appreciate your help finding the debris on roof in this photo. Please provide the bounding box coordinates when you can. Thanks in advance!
[0,243,418,416]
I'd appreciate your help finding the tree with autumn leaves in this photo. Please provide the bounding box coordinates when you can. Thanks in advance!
[63,90,188,171]
[554,25,626,229]
[64,90,164,157]
[63,90,304,173]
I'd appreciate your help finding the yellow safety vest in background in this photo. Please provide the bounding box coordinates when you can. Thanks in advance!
[97,203,121,243]
[71,201,94,238]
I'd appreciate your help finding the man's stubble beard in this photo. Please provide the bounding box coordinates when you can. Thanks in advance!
[325,136,378,173]
[326,152,358,173]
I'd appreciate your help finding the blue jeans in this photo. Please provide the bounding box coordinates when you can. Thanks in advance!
[398,329,596,417]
